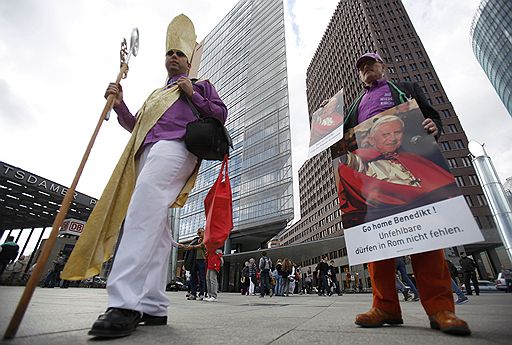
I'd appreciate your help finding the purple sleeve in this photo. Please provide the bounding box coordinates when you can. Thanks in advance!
[190,81,228,124]
[113,101,136,133]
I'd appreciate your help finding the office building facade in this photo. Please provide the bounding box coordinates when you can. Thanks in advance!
[281,0,506,280]
[470,0,512,117]
[181,0,294,252]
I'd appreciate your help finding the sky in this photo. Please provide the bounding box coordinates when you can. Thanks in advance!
[1,0,511,254]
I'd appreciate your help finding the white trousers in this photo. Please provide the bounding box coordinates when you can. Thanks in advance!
[249,278,255,295]
[107,140,197,316]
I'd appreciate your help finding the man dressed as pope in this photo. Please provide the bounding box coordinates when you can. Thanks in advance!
[61,14,227,338]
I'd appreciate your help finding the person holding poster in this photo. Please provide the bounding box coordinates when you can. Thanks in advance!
[342,52,470,336]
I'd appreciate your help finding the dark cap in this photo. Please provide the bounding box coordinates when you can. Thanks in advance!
[356,52,384,69]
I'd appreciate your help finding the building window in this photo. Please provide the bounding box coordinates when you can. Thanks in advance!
[440,142,450,151]
[401,43,409,50]
[411,41,419,47]
[447,124,457,133]
[476,194,488,206]
[464,195,474,207]
[395,55,403,62]
[414,74,423,81]
[420,61,428,68]
[461,157,472,167]
[486,215,495,228]
[403,76,411,81]
[474,216,482,228]
[435,96,445,104]
[430,84,440,92]
[415,51,424,58]
[410,63,417,70]
[421,85,428,93]
[453,139,465,149]
[455,176,465,187]
[468,175,479,186]
[388,66,396,73]
[405,53,412,60]
[425,72,434,80]
[447,158,458,168]
[399,65,407,73]
[441,109,451,118]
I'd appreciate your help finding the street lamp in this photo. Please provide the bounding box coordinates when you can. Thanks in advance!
[468,141,512,263]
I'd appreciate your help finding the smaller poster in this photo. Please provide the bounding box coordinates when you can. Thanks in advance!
[332,100,483,265]
[308,89,344,158]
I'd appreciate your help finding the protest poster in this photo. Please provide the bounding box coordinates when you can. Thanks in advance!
[332,100,483,265]
[308,88,344,158]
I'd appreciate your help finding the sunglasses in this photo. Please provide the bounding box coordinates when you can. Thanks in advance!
[167,50,186,58]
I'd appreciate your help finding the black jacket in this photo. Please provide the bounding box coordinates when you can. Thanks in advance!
[459,256,477,273]
[345,81,442,141]
[183,237,200,271]
[0,242,19,263]
[446,260,459,279]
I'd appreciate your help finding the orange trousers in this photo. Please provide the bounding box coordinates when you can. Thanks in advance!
[368,249,454,316]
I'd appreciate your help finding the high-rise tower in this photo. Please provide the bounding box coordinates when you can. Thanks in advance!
[470,0,512,117]
[182,0,294,252]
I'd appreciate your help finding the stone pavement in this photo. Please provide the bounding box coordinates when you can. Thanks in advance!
[0,287,511,345]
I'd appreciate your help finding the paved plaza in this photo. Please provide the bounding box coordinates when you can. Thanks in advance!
[0,287,511,345]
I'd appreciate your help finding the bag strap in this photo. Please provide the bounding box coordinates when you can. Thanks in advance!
[218,155,229,183]
[387,81,409,103]
[184,78,202,119]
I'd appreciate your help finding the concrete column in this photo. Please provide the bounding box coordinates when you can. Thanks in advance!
[25,227,47,273]
[168,208,181,284]
[224,237,231,255]
[487,247,503,275]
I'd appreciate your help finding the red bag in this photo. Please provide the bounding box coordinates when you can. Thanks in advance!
[204,155,233,253]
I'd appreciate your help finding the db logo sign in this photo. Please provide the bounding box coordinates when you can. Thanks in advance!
[60,218,86,236]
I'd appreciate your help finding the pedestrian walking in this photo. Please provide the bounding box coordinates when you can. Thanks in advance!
[258,251,272,298]
[205,248,223,302]
[459,252,479,296]
[395,257,419,301]
[445,260,468,304]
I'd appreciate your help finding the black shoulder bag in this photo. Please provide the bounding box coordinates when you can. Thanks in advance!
[184,93,232,161]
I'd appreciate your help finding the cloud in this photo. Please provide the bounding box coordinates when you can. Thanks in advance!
[402,0,512,181]
[0,79,37,125]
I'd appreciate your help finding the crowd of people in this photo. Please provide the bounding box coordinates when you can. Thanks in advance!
[235,253,475,304]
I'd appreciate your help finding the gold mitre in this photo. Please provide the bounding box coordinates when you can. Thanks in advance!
[166,14,197,61]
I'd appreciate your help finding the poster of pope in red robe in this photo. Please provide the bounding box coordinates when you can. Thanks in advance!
[333,101,483,265]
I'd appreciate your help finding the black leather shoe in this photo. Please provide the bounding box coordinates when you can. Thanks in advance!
[140,313,168,326]
[88,308,142,338]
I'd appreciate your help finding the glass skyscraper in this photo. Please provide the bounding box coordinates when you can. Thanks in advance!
[180,0,294,251]
[470,0,512,117]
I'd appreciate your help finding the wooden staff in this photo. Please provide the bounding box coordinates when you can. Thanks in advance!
[3,28,139,340]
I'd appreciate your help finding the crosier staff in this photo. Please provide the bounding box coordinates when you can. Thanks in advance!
[3,28,140,340]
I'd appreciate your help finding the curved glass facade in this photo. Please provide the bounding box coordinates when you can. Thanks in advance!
[470,0,512,117]
[179,0,294,249]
